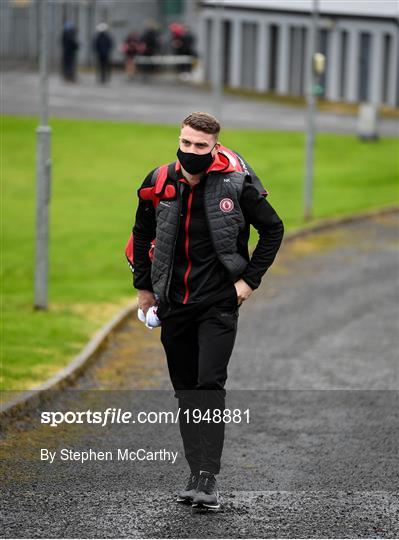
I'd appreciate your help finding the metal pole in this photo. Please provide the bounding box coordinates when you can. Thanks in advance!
[35,0,52,310]
[303,0,319,221]
[212,0,223,120]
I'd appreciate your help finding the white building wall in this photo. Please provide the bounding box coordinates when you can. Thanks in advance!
[229,17,242,88]
[200,6,399,108]
[276,23,289,94]
[387,28,398,107]
[326,26,340,101]
[370,31,384,105]
[346,28,359,103]
[255,22,270,92]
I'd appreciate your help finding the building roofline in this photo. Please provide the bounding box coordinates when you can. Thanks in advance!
[201,2,399,23]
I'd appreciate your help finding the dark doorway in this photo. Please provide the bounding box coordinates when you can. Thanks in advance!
[269,24,279,91]
[339,30,348,99]
[358,32,371,102]
[382,33,392,104]
[223,20,231,85]
[241,22,257,89]
[289,26,306,95]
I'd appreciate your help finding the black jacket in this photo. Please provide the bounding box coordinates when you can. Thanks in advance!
[93,32,113,58]
[133,153,284,303]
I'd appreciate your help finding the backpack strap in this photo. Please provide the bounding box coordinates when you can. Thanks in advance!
[139,164,176,207]
[154,164,169,196]
[126,164,174,274]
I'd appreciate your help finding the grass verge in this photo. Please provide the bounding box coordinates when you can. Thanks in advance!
[2,115,398,391]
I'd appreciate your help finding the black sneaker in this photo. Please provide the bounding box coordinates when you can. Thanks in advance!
[192,471,220,509]
[176,471,200,504]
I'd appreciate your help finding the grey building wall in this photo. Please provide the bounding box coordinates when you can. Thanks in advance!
[0,0,194,67]
[200,5,399,107]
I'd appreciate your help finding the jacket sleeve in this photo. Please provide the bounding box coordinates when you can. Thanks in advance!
[239,175,284,290]
[132,170,157,291]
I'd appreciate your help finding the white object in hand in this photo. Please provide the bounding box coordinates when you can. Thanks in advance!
[137,305,161,329]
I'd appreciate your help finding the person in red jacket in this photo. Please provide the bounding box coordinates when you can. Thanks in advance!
[132,112,284,510]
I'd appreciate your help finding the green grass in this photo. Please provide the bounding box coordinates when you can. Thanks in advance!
[2,115,398,391]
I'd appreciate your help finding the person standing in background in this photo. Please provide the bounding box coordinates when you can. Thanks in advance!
[121,31,141,80]
[61,21,79,82]
[93,23,114,84]
[140,19,161,56]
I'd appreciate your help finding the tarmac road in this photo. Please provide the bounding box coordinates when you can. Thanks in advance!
[1,213,398,538]
[3,70,398,136]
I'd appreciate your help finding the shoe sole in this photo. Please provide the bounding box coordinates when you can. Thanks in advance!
[191,502,221,512]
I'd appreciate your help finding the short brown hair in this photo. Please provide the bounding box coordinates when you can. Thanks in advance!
[181,112,220,137]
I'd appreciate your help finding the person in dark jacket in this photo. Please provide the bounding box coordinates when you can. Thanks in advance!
[61,21,79,82]
[132,112,284,510]
[139,19,161,76]
[93,23,114,84]
[140,19,160,56]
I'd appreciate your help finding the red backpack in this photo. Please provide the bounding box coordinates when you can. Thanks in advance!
[125,164,175,273]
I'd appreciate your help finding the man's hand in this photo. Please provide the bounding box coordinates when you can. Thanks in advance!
[138,289,157,315]
[234,279,253,306]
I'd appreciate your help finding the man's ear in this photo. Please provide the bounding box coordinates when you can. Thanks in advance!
[212,142,220,155]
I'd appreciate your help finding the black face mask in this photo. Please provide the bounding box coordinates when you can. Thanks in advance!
[177,146,215,175]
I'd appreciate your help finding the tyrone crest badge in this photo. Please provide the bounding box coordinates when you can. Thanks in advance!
[220,198,234,212]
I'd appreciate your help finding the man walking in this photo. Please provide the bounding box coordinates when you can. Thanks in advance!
[132,112,284,509]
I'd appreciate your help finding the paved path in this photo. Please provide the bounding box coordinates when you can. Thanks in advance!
[1,213,398,538]
[3,70,398,135]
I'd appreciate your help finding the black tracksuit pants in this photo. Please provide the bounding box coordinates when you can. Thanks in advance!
[158,282,239,474]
